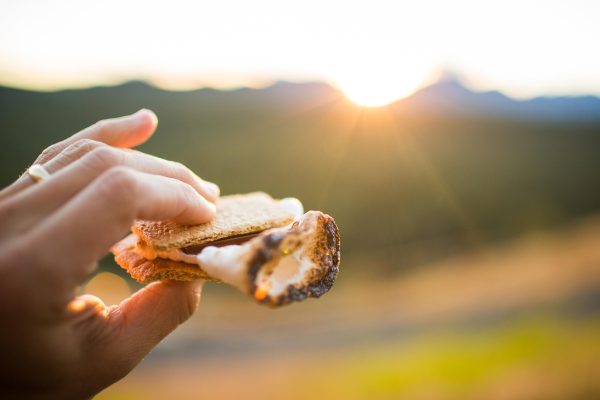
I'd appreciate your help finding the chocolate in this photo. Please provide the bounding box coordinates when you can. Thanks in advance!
[181,232,262,254]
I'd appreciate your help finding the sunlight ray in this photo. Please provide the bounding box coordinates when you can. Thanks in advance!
[387,111,485,250]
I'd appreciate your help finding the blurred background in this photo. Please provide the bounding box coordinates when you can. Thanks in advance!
[1,1,600,399]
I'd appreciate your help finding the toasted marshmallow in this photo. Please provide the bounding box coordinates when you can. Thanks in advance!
[197,211,340,306]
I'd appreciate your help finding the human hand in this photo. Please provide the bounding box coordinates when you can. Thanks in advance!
[0,110,219,398]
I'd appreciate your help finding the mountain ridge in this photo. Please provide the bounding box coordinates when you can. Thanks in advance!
[397,77,600,121]
[1,77,600,120]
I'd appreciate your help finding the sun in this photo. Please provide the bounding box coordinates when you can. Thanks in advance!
[340,83,413,108]
[337,74,424,108]
[331,60,431,108]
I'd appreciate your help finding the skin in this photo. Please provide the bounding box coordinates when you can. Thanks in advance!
[0,109,219,399]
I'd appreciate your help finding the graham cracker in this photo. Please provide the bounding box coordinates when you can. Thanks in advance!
[111,234,218,284]
[133,192,297,251]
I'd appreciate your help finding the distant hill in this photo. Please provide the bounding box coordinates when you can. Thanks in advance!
[398,75,600,121]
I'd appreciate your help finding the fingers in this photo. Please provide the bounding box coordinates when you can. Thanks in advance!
[40,138,105,174]
[0,145,219,237]
[23,167,215,286]
[41,143,219,202]
[35,109,158,165]
[0,109,158,200]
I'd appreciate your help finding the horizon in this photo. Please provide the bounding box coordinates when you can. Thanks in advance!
[1,0,599,106]
[2,73,600,105]
[3,64,599,106]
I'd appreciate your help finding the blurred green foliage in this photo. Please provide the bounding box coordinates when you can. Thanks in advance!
[293,316,600,400]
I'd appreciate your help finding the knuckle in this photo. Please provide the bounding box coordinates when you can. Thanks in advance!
[57,139,104,166]
[171,161,186,172]
[172,161,194,181]
[85,146,124,170]
[93,119,108,134]
[37,142,63,163]
[96,166,138,202]
[171,182,201,218]
[65,138,103,156]
[179,182,199,204]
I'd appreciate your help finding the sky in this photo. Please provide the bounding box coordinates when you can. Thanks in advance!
[1,0,599,106]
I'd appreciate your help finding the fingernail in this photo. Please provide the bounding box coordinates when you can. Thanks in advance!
[205,199,217,214]
[192,172,220,200]
[192,279,205,293]
[187,280,204,312]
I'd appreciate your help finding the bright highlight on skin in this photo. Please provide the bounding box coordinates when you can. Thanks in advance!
[67,299,87,313]
[85,272,132,306]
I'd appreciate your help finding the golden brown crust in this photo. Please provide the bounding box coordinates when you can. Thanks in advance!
[245,211,340,306]
[133,192,297,251]
[111,235,217,284]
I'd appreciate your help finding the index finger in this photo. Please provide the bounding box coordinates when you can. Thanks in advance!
[0,109,159,201]
[34,109,158,165]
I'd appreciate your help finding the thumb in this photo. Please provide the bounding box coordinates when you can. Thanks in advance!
[107,280,203,367]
